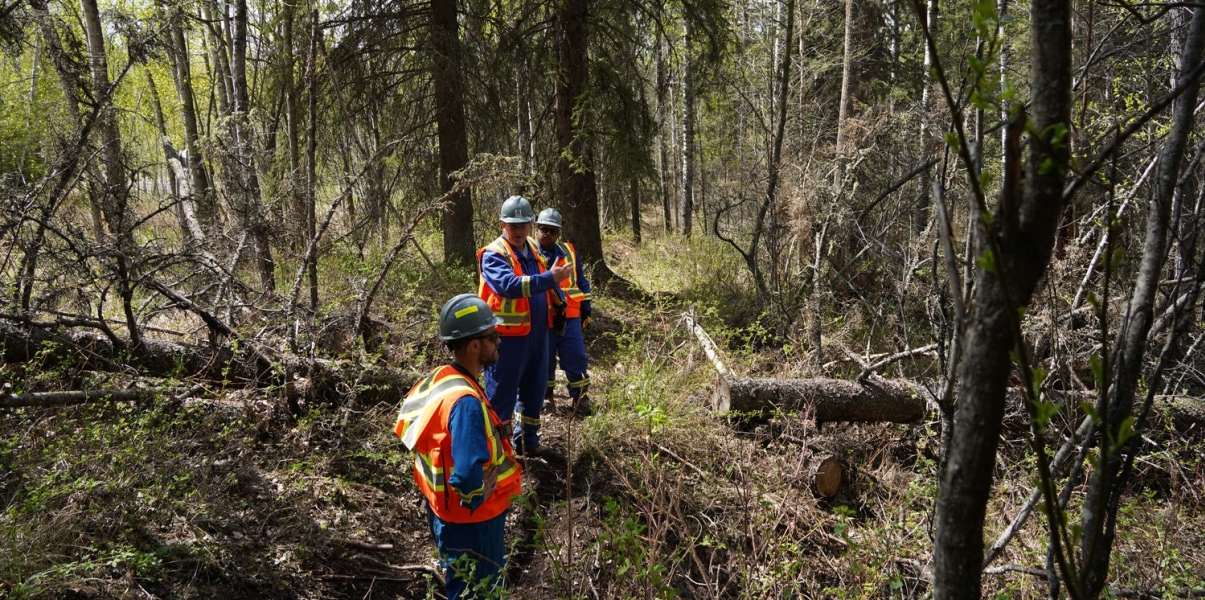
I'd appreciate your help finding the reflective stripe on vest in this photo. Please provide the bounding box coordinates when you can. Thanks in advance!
[395,370,481,449]
[477,237,551,336]
[396,365,522,523]
[555,241,588,318]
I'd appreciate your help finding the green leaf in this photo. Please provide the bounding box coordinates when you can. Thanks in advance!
[1033,400,1059,427]
[978,248,997,274]
[1001,80,1017,102]
[1086,291,1101,315]
[1089,354,1104,387]
[1032,367,1049,398]
[1108,247,1125,272]
[1116,417,1138,446]
[968,56,984,75]
[945,131,961,151]
[1043,122,1070,148]
[1081,401,1101,425]
[1040,156,1059,175]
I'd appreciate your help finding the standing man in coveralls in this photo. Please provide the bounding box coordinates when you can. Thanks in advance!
[393,294,522,599]
[533,208,594,417]
[477,195,572,458]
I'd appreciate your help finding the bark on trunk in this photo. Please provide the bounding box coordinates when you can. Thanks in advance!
[680,16,696,237]
[305,9,320,311]
[933,0,1072,597]
[1081,7,1205,596]
[630,175,642,243]
[431,0,475,266]
[81,0,141,349]
[657,39,674,234]
[236,0,275,292]
[281,0,304,248]
[555,0,611,282]
[833,0,854,189]
[168,17,215,231]
[713,376,925,423]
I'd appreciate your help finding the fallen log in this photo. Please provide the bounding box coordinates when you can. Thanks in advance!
[0,384,208,409]
[683,311,926,423]
[713,376,926,423]
[1,388,161,409]
[1,319,418,408]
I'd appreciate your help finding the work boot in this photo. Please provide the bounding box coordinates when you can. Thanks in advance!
[515,437,561,461]
[543,388,555,410]
[572,393,593,417]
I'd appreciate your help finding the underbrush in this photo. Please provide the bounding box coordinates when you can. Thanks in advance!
[2,233,1202,600]
[0,391,431,599]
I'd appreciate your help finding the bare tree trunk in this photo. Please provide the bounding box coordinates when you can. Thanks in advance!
[146,70,189,245]
[630,175,642,243]
[22,2,107,311]
[168,16,215,232]
[81,0,141,349]
[231,0,276,292]
[1080,6,1205,597]
[932,0,1072,597]
[833,0,854,189]
[916,0,937,231]
[432,0,475,265]
[751,0,795,299]
[681,17,696,237]
[201,0,232,120]
[306,9,321,311]
[555,0,612,281]
[657,38,674,234]
[281,0,304,248]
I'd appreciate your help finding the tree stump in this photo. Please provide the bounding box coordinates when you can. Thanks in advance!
[810,453,842,498]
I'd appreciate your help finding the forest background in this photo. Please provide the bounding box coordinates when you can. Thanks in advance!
[1,0,1204,597]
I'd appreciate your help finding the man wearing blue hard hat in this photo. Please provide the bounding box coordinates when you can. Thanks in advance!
[476,195,572,458]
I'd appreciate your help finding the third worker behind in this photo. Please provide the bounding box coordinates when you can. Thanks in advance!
[533,208,594,417]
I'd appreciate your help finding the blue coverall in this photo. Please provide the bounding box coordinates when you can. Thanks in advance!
[539,243,592,400]
[426,369,508,599]
[480,239,561,449]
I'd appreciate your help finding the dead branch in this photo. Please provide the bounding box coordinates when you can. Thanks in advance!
[0,384,206,409]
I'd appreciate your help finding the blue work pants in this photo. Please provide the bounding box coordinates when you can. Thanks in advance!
[547,317,590,398]
[425,507,507,600]
[485,330,549,447]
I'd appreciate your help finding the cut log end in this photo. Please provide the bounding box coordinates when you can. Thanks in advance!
[810,454,842,498]
[712,376,732,412]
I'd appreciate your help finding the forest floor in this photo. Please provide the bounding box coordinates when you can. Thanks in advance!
[3,234,1205,599]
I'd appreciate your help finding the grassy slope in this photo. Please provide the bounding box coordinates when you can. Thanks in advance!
[2,233,1203,599]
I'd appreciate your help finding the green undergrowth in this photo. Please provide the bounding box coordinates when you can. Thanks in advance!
[0,388,420,599]
[3,232,1203,599]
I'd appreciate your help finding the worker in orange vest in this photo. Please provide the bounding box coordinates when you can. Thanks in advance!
[477,195,572,458]
[534,208,594,416]
[394,294,522,599]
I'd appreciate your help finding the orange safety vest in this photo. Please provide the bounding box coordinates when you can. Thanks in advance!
[553,241,589,318]
[477,237,555,336]
[394,365,522,523]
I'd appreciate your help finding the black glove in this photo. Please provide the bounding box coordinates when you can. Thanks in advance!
[552,304,567,336]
